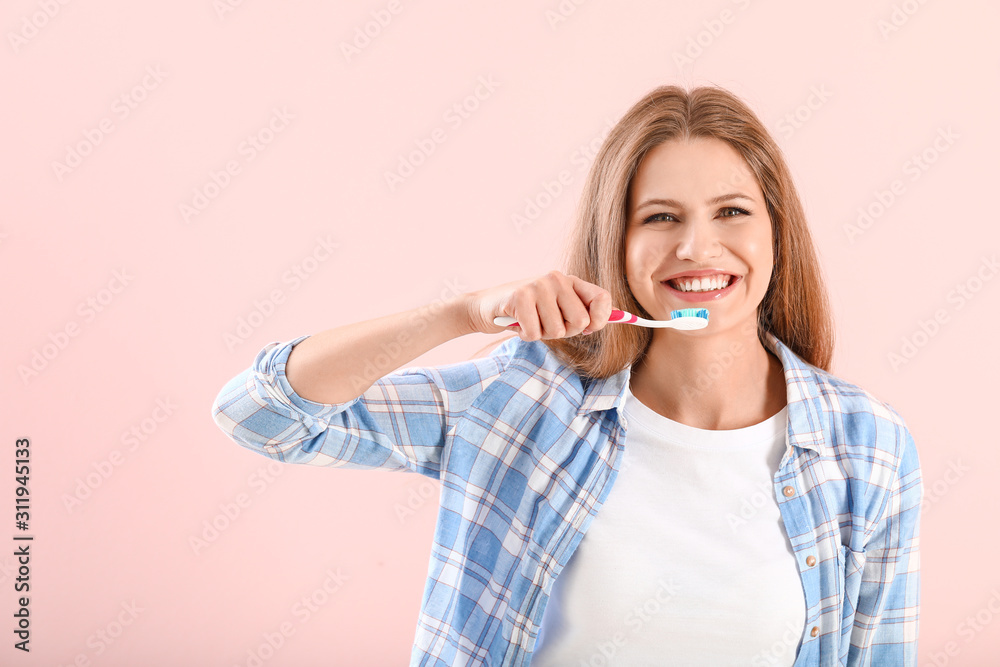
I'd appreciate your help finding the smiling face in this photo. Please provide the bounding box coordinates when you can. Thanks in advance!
[624,136,774,337]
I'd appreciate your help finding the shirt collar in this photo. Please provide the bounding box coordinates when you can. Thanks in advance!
[576,331,829,455]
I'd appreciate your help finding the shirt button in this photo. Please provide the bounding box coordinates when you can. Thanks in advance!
[806,555,816,567]
[810,626,819,637]
[782,486,795,497]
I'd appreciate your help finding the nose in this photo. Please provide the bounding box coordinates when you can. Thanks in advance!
[674,217,722,262]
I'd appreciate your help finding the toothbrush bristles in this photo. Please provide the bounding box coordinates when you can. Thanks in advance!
[669,308,709,321]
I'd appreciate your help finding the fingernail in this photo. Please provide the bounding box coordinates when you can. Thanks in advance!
[582,329,593,336]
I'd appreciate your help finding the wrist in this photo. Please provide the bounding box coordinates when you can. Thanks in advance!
[447,293,476,337]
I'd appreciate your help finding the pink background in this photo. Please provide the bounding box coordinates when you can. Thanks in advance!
[2,1,998,665]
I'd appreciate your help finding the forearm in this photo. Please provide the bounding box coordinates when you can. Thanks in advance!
[284,295,475,404]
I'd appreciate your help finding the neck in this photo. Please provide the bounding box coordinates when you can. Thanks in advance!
[628,327,787,430]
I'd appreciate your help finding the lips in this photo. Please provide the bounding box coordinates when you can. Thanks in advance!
[661,274,741,302]
[667,273,732,292]
[661,268,739,281]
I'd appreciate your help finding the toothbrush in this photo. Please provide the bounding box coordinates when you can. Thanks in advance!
[493,307,709,330]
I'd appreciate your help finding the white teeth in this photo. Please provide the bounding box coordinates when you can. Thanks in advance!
[669,274,731,292]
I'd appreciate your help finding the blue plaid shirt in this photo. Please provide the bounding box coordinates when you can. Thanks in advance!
[212,330,921,666]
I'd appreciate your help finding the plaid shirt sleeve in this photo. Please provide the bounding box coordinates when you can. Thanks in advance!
[847,424,922,665]
[211,334,517,479]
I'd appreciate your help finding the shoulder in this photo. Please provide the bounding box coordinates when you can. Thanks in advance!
[486,337,591,405]
[814,366,909,433]
[770,334,914,465]
[797,356,916,477]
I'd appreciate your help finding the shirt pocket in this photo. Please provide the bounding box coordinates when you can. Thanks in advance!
[838,544,867,662]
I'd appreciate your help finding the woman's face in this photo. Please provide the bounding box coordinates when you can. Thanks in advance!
[624,136,774,337]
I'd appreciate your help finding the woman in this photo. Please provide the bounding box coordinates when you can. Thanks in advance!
[212,85,921,666]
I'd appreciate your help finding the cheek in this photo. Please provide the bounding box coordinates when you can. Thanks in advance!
[748,240,773,269]
[625,230,658,277]
[738,225,774,270]
[745,234,774,290]
[623,234,641,281]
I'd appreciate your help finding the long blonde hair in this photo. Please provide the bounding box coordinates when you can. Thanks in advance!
[472,85,834,376]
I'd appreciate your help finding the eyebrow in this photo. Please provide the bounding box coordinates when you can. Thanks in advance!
[634,193,755,211]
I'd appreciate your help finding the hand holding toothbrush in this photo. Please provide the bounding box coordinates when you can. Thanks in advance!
[464,270,707,342]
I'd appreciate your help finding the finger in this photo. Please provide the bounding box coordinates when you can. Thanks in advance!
[534,279,568,339]
[555,284,591,337]
[513,295,543,341]
[569,275,613,331]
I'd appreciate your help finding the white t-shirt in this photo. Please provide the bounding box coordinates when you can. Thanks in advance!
[529,382,806,667]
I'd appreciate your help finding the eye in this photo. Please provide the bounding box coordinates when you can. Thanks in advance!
[642,207,752,224]
[720,206,751,218]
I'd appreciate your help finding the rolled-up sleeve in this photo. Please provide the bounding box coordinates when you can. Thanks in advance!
[849,426,922,665]
[211,334,516,479]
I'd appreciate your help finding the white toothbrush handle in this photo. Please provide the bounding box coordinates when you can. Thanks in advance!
[493,310,707,330]
[493,309,632,328]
